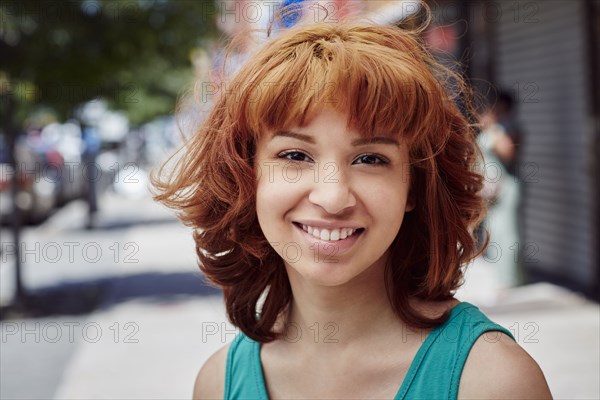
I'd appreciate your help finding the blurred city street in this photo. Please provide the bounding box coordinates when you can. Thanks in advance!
[0,187,598,399]
[1,0,599,399]
[1,187,228,399]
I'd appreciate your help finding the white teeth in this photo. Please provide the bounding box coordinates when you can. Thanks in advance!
[300,224,360,241]
[330,229,340,240]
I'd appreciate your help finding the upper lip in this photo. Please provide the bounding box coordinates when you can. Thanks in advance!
[293,219,365,230]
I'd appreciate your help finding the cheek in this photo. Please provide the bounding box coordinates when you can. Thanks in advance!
[362,175,409,207]
[255,180,275,229]
[255,168,301,232]
[255,175,304,263]
[362,179,410,231]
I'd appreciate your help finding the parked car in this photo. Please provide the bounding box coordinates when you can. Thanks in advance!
[40,122,87,205]
[0,132,57,225]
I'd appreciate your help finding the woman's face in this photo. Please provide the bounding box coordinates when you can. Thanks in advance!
[255,109,414,287]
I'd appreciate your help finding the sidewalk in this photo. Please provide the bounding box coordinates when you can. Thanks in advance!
[1,191,198,305]
[2,191,226,400]
[1,191,599,399]
[457,262,600,399]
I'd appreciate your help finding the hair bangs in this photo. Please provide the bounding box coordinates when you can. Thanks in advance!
[228,23,442,144]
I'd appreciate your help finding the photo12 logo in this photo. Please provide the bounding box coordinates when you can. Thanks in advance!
[1,321,140,344]
[1,241,140,264]
[0,161,140,185]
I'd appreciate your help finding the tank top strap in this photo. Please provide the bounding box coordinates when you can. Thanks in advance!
[397,302,515,400]
[224,332,269,400]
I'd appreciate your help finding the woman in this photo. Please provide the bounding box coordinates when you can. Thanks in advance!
[153,20,551,399]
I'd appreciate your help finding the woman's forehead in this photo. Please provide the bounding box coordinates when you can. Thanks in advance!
[257,107,405,142]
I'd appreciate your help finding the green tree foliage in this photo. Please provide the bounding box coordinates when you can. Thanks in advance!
[1,0,218,126]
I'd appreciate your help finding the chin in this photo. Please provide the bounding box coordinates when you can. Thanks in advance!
[286,259,371,288]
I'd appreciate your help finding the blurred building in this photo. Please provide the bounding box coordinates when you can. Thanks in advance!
[418,0,599,298]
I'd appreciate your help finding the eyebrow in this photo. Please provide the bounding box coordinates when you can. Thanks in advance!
[272,130,400,146]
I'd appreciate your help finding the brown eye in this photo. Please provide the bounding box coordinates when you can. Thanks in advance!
[353,153,389,166]
[278,151,313,163]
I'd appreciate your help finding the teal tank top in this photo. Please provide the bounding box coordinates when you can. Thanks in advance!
[224,302,515,399]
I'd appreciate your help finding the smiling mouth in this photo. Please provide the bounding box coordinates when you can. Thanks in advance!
[293,222,365,241]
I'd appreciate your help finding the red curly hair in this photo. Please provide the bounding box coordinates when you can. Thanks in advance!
[152,21,487,343]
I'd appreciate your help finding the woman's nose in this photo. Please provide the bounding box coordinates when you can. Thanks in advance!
[307,164,356,215]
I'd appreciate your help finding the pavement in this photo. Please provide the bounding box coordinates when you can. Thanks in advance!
[1,189,599,399]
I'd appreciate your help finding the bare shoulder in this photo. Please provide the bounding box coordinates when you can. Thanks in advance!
[458,331,552,399]
[193,343,230,400]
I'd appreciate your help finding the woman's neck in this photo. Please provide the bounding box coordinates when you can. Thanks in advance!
[280,260,406,351]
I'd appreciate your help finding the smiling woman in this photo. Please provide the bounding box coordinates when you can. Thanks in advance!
[255,110,413,289]
[151,17,551,400]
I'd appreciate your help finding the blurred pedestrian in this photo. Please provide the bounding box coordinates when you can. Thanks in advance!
[153,19,551,400]
[81,125,101,229]
[477,91,522,289]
